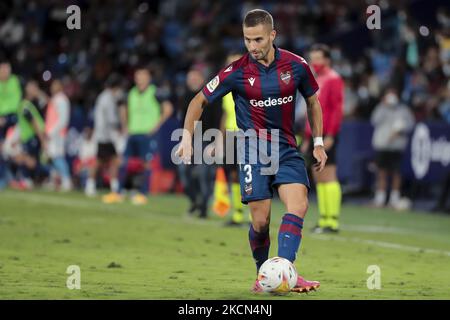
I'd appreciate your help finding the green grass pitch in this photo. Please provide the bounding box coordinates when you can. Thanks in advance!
[0,189,449,299]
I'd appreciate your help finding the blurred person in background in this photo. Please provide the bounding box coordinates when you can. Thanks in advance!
[45,79,72,192]
[103,67,173,205]
[75,126,97,192]
[301,44,344,233]
[0,60,21,139]
[85,74,123,197]
[0,125,21,188]
[0,59,21,186]
[13,80,46,189]
[371,88,415,210]
[177,67,221,219]
[219,52,248,227]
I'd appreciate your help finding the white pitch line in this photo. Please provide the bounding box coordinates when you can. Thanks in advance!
[4,191,450,257]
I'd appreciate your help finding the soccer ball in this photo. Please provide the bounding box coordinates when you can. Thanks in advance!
[257,257,298,294]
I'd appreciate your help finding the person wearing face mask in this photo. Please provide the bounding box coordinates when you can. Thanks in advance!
[301,44,344,234]
[371,88,415,210]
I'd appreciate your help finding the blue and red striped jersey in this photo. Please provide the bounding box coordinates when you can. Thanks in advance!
[202,45,319,148]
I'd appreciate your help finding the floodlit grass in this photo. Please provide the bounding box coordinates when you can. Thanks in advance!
[0,189,449,299]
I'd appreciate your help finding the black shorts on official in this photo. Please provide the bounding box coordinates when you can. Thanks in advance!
[307,135,338,166]
[375,151,403,172]
[97,142,117,161]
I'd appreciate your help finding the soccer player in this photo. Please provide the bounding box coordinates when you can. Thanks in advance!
[301,44,344,234]
[102,67,173,205]
[176,9,326,293]
[45,79,72,191]
[0,60,21,140]
[0,60,21,183]
[85,74,123,197]
[14,81,46,188]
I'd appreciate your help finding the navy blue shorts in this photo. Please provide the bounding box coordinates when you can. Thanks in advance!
[238,142,310,204]
[123,134,158,162]
[23,136,41,159]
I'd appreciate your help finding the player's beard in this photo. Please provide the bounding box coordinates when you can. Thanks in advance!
[254,46,270,61]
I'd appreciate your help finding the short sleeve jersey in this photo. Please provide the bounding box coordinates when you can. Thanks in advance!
[202,46,319,148]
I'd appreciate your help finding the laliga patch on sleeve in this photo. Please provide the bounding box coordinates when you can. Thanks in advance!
[206,75,220,93]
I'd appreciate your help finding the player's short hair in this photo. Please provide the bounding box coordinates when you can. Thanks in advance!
[310,44,331,59]
[243,9,274,30]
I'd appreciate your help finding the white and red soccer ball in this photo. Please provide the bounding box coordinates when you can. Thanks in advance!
[257,257,297,294]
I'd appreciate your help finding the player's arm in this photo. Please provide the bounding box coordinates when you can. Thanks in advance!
[305,93,327,172]
[176,91,208,163]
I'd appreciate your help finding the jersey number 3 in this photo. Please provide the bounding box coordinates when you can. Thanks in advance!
[243,164,252,183]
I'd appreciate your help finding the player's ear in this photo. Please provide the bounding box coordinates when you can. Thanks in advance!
[270,29,276,42]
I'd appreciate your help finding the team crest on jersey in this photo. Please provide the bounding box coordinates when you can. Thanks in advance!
[244,183,253,195]
[206,75,220,93]
[280,71,291,85]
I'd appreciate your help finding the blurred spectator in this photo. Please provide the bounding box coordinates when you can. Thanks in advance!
[13,81,46,188]
[371,88,415,210]
[102,66,173,205]
[74,126,97,191]
[85,74,123,197]
[177,67,221,218]
[45,79,72,191]
[0,60,21,140]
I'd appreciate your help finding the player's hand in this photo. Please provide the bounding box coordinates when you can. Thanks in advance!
[312,146,327,172]
[324,136,334,151]
[175,139,193,164]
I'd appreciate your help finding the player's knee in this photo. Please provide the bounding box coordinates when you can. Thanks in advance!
[252,215,270,232]
[288,198,309,218]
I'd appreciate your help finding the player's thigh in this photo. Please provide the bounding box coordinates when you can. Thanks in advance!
[248,198,272,231]
[278,183,309,218]
[239,163,273,205]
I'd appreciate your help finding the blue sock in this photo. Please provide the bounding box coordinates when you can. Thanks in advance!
[249,225,270,273]
[140,169,151,195]
[53,157,70,180]
[278,213,303,263]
